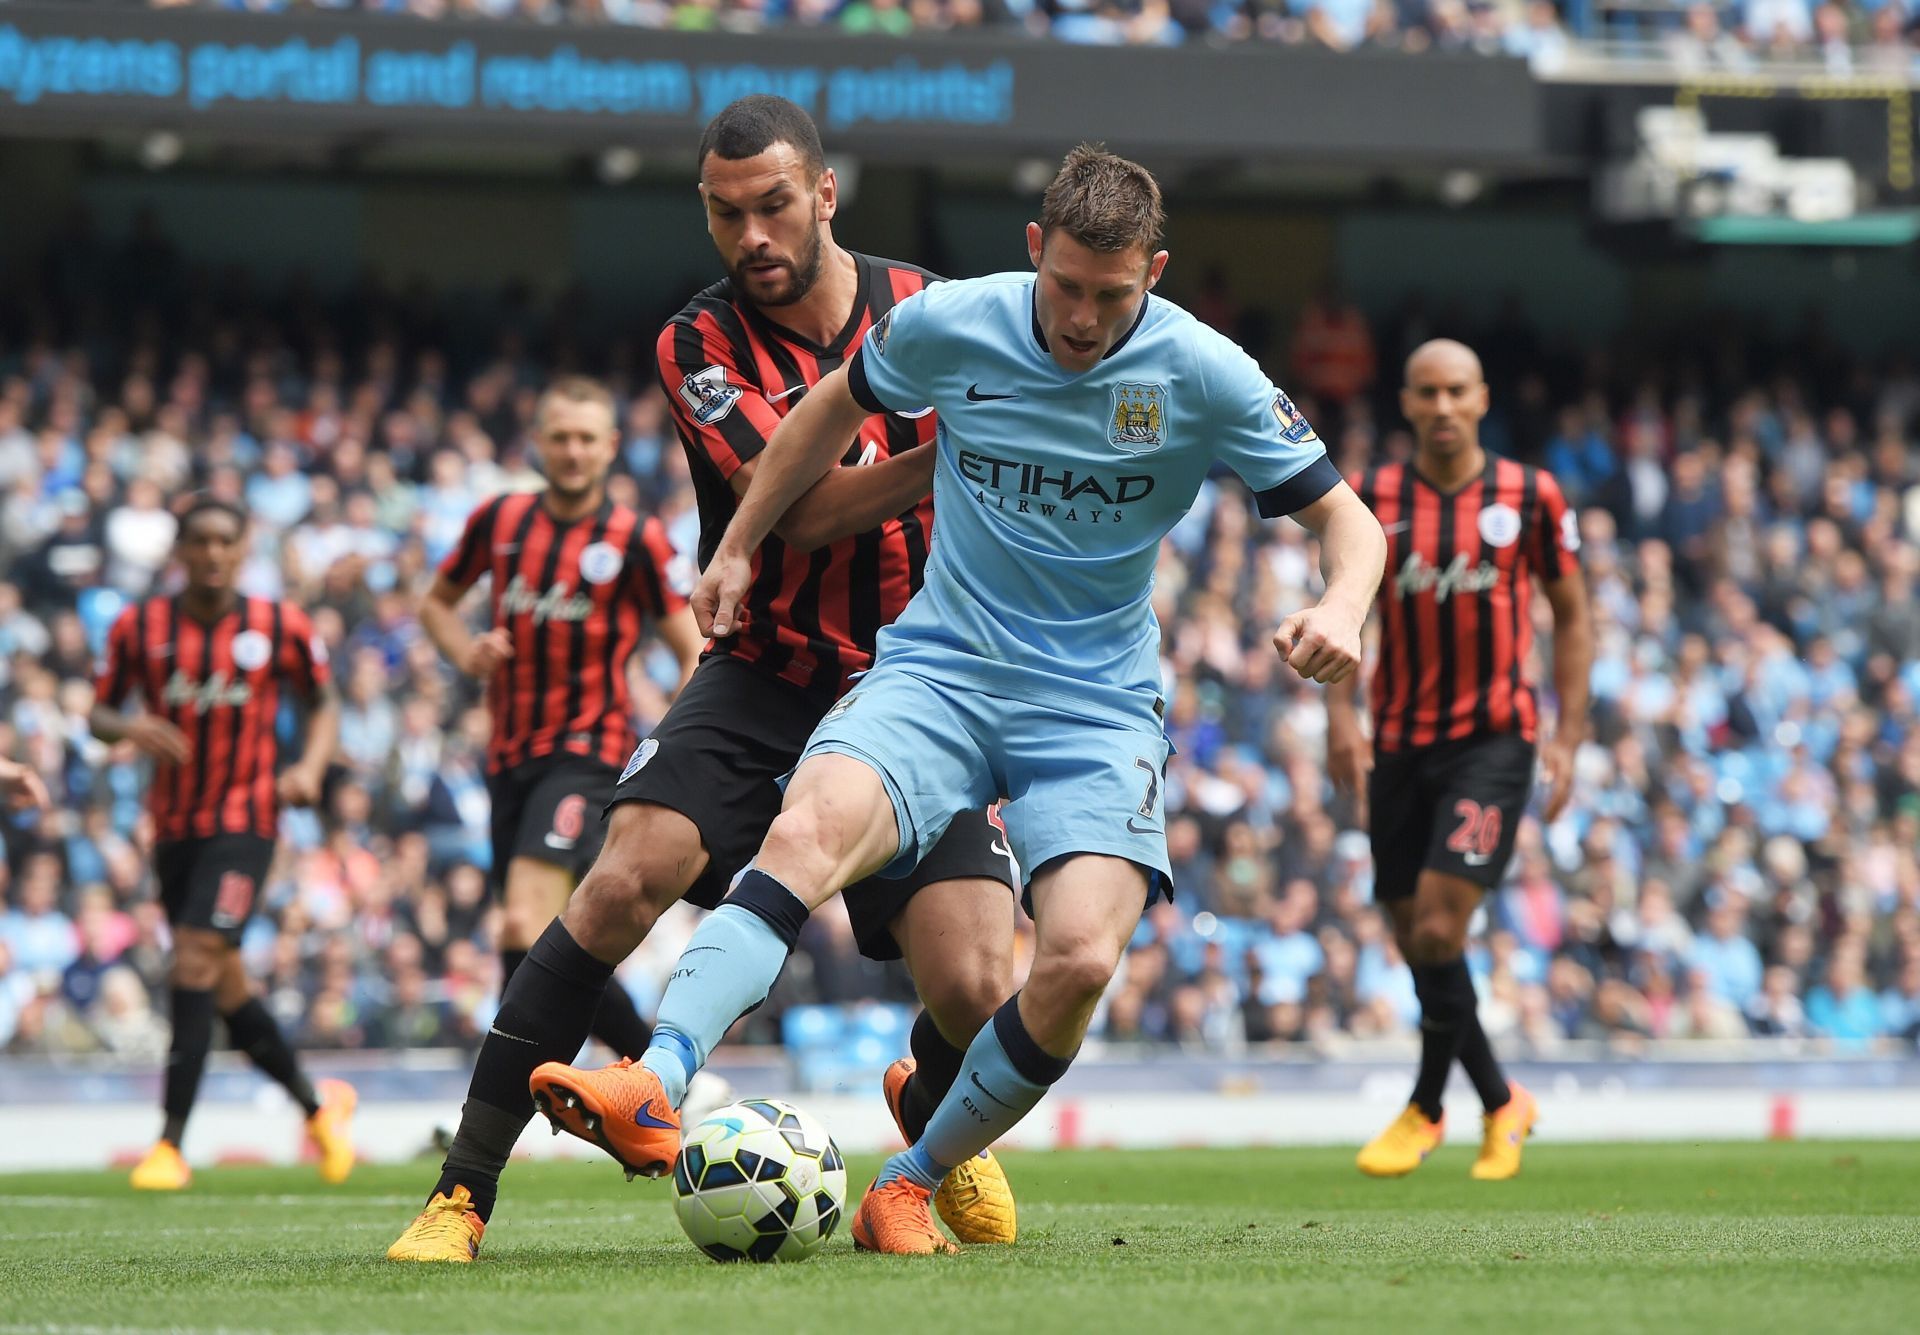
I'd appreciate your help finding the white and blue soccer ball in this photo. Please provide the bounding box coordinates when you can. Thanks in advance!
[671,1098,847,1262]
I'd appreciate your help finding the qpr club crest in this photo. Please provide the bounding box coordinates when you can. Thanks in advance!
[1479,503,1523,549]
[678,365,742,426]
[1271,389,1319,446]
[578,541,623,586]
[1108,382,1166,454]
[230,629,272,673]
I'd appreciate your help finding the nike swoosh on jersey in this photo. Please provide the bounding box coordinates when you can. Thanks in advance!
[1382,522,1411,536]
[1126,817,1157,835]
[966,385,1020,402]
[766,383,805,403]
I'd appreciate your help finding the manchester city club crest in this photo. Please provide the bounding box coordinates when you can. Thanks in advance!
[1108,382,1166,454]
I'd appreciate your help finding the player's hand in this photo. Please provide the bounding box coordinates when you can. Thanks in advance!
[276,765,326,809]
[1273,603,1364,685]
[0,758,50,811]
[126,716,192,766]
[693,548,754,639]
[461,629,514,679]
[1326,722,1373,827]
[1540,732,1578,822]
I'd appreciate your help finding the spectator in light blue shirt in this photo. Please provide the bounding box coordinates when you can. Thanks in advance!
[1688,894,1763,1010]
[1806,950,1884,1048]
[0,852,78,981]
[245,441,314,533]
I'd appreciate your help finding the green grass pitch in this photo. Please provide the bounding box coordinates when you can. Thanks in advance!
[2,1143,1916,1334]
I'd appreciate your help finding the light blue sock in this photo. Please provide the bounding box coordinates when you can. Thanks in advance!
[638,901,790,1108]
[877,995,1071,1190]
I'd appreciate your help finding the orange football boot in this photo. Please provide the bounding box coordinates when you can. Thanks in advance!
[881,1057,1017,1244]
[529,1056,679,1179]
[850,1176,957,1256]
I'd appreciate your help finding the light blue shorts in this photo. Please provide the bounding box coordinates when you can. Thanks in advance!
[801,660,1171,891]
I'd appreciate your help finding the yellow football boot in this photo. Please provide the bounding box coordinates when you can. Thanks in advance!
[308,1078,358,1185]
[385,1186,486,1263]
[1470,1083,1539,1181]
[882,1057,1016,1244]
[1356,1104,1446,1177]
[129,1140,191,1191]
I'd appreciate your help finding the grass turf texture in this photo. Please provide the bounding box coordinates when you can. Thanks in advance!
[1,1143,1915,1334]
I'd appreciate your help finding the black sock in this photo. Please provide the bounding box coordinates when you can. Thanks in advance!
[1455,1003,1512,1113]
[433,1100,526,1224]
[900,1009,967,1142]
[499,948,528,988]
[223,998,321,1117]
[588,978,653,1060]
[1408,960,1477,1122]
[161,987,217,1148]
[435,920,613,1217]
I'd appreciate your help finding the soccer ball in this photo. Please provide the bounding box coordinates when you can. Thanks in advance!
[671,1098,847,1262]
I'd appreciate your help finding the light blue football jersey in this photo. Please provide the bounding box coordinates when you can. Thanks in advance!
[848,271,1339,723]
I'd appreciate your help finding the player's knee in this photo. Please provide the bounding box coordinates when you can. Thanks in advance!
[760,800,844,876]
[567,860,666,953]
[1406,922,1465,967]
[171,933,226,990]
[919,957,1012,1041]
[1036,936,1123,1009]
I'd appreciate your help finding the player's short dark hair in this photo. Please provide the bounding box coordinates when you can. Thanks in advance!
[697,95,826,181]
[536,375,617,431]
[175,493,246,538]
[1038,144,1165,256]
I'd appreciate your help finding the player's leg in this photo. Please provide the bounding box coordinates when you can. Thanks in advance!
[532,667,989,1177]
[872,814,1021,1243]
[1402,735,1538,1180]
[501,760,654,1059]
[215,947,357,1185]
[1356,749,1452,1176]
[855,853,1147,1255]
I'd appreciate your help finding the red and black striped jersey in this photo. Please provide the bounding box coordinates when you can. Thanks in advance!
[439,493,687,775]
[656,251,936,698]
[95,596,331,843]
[1354,456,1578,755]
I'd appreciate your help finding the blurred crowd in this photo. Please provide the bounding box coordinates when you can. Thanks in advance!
[2,209,1919,1069]
[133,0,1920,69]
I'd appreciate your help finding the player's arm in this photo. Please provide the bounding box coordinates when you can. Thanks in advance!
[696,364,875,637]
[1533,474,1591,822]
[420,499,512,679]
[88,608,191,765]
[276,609,338,809]
[1277,483,1386,686]
[0,757,50,811]
[1324,631,1374,824]
[278,677,339,809]
[655,606,705,694]
[731,443,935,554]
[1539,568,1593,822]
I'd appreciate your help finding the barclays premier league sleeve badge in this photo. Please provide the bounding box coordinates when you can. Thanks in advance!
[1271,390,1319,446]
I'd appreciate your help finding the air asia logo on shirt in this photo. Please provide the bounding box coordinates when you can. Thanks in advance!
[1272,390,1319,446]
[230,630,272,672]
[1478,503,1522,549]
[578,541,623,586]
[958,450,1154,525]
[500,574,594,625]
[162,670,251,711]
[1395,551,1499,603]
[678,365,742,426]
[1108,382,1166,454]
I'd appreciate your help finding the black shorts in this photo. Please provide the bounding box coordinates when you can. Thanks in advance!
[486,752,619,891]
[1369,732,1534,898]
[610,654,1018,961]
[153,833,276,947]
